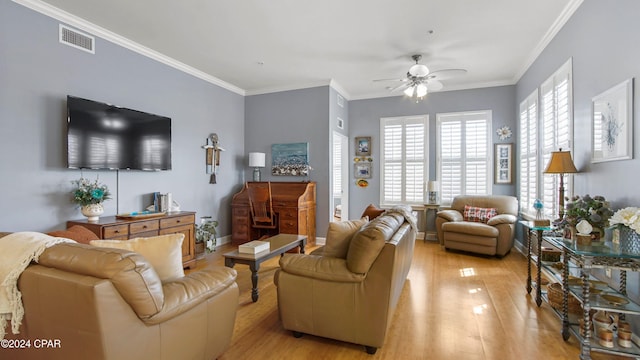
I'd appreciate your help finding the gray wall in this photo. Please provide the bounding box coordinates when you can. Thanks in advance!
[0,1,245,236]
[348,86,517,219]
[516,0,640,310]
[245,86,331,237]
[517,0,640,209]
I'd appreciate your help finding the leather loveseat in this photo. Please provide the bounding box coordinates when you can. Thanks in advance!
[436,195,518,257]
[3,242,239,360]
[274,207,416,354]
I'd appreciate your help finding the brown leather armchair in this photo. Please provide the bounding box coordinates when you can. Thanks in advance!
[436,195,518,257]
[4,242,238,360]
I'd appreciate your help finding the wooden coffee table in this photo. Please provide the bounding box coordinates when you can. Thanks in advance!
[223,234,306,302]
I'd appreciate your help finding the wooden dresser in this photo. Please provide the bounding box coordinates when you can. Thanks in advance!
[231,182,316,245]
[67,211,196,269]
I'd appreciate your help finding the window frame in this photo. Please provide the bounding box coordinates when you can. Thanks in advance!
[379,115,428,206]
[436,110,493,206]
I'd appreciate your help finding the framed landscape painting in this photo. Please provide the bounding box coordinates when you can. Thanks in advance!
[355,136,371,156]
[591,78,634,163]
[271,142,310,176]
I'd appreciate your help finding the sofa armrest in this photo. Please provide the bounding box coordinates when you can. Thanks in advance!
[279,254,365,283]
[437,209,463,222]
[487,214,517,226]
[145,265,238,324]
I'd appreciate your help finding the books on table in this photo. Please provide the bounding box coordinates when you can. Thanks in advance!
[239,240,270,254]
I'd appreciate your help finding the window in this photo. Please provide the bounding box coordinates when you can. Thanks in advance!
[436,111,492,205]
[519,90,538,216]
[518,58,573,219]
[380,115,427,205]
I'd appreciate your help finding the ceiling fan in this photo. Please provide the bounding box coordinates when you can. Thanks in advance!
[374,54,467,100]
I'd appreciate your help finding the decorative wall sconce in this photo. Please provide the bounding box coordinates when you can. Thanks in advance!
[202,133,224,184]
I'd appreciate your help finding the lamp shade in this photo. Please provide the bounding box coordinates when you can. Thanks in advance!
[427,180,439,192]
[248,152,265,168]
[544,149,578,174]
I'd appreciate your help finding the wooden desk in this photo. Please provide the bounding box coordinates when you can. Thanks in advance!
[67,211,196,268]
[231,182,316,245]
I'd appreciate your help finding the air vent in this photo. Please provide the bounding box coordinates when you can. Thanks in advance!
[59,24,95,54]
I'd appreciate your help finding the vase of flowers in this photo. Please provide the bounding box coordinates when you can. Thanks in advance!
[609,207,640,255]
[195,216,218,255]
[560,195,614,241]
[71,177,111,222]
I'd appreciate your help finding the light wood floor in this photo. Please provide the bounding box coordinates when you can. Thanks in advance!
[190,240,626,360]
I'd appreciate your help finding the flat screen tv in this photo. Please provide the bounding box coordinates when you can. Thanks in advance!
[67,96,172,170]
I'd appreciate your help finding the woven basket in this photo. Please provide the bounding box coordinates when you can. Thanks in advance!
[547,282,582,315]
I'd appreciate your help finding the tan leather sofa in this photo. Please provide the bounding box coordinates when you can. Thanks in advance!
[3,242,239,360]
[436,195,518,257]
[274,210,416,354]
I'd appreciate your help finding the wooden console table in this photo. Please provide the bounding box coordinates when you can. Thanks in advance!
[67,211,196,269]
[231,182,316,245]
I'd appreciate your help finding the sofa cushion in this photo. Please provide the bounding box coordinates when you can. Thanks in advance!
[463,205,498,223]
[323,217,368,259]
[90,234,185,281]
[346,214,401,274]
[48,225,98,244]
[361,204,385,221]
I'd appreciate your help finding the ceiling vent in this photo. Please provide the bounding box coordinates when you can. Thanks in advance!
[59,24,95,54]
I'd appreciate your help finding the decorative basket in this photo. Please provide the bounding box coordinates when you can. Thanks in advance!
[540,247,561,262]
[547,282,582,315]
[612,225,640,255]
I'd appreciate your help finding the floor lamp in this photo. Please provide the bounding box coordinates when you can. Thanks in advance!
[543,148,578,222]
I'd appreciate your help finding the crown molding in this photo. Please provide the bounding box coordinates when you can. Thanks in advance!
[513,0,584,83]
[13,0,245,96]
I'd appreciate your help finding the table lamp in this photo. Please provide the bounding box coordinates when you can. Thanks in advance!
[543,148,578,222]
[248,152,266,182]
[427,180,439,204]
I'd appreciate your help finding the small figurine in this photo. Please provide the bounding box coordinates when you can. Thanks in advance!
[533,199,550,227]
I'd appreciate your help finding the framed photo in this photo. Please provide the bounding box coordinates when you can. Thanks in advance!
[591,78,634,163]
[354,162,372,179]
[355,136,371,156]
[494,143,513,184]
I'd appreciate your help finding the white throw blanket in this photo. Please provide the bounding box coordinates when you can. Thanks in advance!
[383,205,419,231]
[0,232,75,340]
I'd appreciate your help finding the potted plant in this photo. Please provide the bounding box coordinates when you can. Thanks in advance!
[71,177,111,222]
[609,207,640,254]
[560,194,613,240]
[195,216,218,256]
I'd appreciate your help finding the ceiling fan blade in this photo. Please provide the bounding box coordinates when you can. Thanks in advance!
[427,69,467,80]
[389,82,410,92]
[427,80,443,91]
[373,78,407,83]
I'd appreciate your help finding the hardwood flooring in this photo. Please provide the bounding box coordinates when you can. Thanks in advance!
[190,240,625,360]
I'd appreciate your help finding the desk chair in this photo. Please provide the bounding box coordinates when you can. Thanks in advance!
[247,182,278,236]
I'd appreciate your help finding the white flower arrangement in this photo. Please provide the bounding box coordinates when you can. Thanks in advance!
[609,207,640,235]
[496,126,512,140]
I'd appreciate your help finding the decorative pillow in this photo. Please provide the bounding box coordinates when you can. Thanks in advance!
[90,233,185,281]
[361,204,385,221]
[322,217,368,259]
[48,225,99,244]
[463,205,498,223]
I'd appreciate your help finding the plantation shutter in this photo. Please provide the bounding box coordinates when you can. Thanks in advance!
[437,111,491,205]
[519,90,538,216]
[332,135,342,197]
[380,116,427,205]
[541,59,572,219]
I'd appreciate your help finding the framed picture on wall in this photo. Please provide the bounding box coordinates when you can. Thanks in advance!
[494,143,513,184]
[355,136,371,156]
[591,78,634,163]
[354,162,372,179]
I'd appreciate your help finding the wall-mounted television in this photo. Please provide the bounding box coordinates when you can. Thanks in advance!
[67,96,172,171]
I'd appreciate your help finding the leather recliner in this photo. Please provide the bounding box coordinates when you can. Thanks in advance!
[3,242,239,360]
[436,195,518,257]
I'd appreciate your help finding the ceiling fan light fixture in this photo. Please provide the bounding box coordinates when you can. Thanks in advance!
[408,64,429,77]
[403,86,415,97]
[416,83,428,98]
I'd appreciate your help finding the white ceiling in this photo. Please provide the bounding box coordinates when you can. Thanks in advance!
[21,0,580,99]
